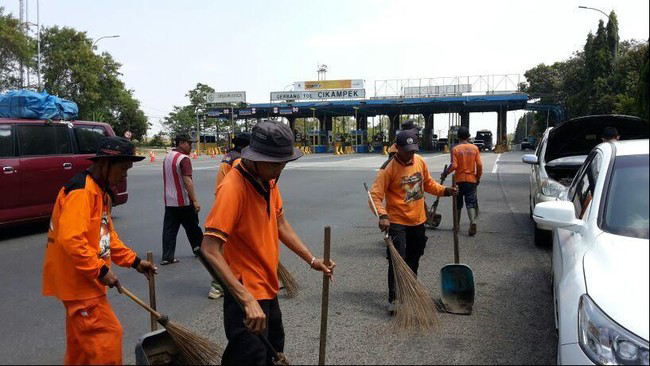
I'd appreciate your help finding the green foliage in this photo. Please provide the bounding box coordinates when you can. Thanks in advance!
[162,83,234,138]
[0,7,36,91]
[36,26,150,140]
[522,11,648,132]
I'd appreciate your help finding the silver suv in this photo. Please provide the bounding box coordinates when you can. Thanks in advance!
[523,114,648,246]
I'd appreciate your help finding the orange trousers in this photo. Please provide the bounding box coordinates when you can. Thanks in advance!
[62,295,123,365]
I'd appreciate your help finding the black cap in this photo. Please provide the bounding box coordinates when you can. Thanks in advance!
[240,121,303,163]
[401,119,421,131]
[396,129,419,152]
[232,132,251,147]
[89,136,145,162]
[175,133,197,145]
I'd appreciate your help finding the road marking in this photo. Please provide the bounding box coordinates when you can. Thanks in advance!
[492,154,501,174]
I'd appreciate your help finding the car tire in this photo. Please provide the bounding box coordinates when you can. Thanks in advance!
[534,225,552,247]
[529,193,534,219]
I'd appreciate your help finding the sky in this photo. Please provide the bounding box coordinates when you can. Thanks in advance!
[3,0,649,137]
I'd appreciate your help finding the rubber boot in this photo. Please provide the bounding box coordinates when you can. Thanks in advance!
[468,208,478,236]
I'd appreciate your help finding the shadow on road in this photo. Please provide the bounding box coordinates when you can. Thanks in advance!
[0,220,49,241]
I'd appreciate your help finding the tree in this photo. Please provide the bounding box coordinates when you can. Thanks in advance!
[39,26,149,138]
[0,7,35,92]
[637,44,649,120]
[162,83,230,137]
[522,11,648,127]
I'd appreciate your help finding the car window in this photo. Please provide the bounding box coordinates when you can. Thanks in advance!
[74,126,108,154]
[0,125,12,157]
[602,154,649,239]
[571,152,601,219]
[17,124,72,156]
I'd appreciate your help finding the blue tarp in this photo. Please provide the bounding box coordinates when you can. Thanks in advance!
[0,90,78,120]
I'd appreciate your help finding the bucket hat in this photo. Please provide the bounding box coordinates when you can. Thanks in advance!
[240,121,303,163]
[89,136,145,162]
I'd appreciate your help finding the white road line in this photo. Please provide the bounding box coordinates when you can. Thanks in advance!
[492,154,501,174]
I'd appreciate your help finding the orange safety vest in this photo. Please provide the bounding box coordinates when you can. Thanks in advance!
[43,171,138,301]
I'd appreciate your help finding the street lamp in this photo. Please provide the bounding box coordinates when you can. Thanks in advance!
[91,35,120,121]
[578,6,617,65]
[92,35,120,50]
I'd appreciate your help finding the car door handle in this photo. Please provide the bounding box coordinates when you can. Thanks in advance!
[3,166,14,174]
[63,163,72,169]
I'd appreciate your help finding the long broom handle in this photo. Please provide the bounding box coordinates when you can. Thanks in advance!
[363,183,389,240]
[192,246,282,360]
[147,251,158,332]
[120,286,163,319]
[452,174,460,264]
[318,226,331,365]
[430,164,449,210]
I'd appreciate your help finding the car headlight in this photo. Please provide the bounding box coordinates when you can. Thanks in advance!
[541,178,566,198]
[579,294,649,365]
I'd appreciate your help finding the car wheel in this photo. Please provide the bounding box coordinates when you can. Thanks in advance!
[534,225,552,247]
[529,193,534,219]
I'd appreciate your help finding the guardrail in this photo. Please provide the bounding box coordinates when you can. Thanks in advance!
[373,74,523,99]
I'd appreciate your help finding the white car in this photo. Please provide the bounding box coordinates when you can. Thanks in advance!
[524,114,649,246]
[533,140,649,365]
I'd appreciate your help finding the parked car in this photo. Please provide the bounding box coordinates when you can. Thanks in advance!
[533,139,649,365]
[472,138,485,151]
[0,118,129,228]
[437,138,448,151]
[522,114,649,246]
[521,137,535,150]
[476,129,493,151]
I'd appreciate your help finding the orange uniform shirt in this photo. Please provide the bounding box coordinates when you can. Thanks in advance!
[204,164,283,300]
[215,157,241,194]
[43,172,138,301]
[447,143,483,183]
[370,154,446,226]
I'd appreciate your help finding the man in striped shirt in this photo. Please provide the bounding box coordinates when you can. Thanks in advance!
[161,134,203,265]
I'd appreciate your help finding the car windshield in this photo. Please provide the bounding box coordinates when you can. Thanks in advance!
[602,154,649,239]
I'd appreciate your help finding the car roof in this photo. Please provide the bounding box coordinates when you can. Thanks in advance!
[611,139,649,156]
[0,118,110,128]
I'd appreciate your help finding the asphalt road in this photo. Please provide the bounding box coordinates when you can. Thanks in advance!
[0,150,556,365]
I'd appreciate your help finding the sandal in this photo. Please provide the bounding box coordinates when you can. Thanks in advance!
[160,258,180,265]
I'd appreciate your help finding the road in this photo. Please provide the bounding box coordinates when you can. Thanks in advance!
[0,150,556,365]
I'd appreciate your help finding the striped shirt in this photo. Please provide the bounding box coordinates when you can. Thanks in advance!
[163,149,192,207]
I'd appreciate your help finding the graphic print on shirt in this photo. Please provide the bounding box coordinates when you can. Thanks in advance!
[98,211,111,259]
[401,172,424,203]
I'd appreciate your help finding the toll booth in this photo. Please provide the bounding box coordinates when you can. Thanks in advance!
[308,130,327,153]
[448,125,460,149]
[350,129,369,153]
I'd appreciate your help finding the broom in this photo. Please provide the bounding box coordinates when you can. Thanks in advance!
[193,247,290,365]
[363,183,440,332]
[277,261,299,298]
[120,286,222,365]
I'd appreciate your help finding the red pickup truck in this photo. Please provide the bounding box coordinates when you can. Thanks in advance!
[0,118,129,228]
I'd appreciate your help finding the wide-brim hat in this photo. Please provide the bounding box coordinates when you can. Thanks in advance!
[89,136,145,162]
[240,121,303,163]
[232,132,251,146]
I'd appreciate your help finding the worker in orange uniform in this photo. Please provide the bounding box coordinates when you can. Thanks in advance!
[380,119,421,169]
[442,126,483,236]
[208,131,251,300]
[370,129,457,313]
[214,132,251,193]
[201,121,335,364]
[42,137,157,365]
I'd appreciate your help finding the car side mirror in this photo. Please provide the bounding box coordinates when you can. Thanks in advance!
[533,201,584,232]
[522,154,538,165]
